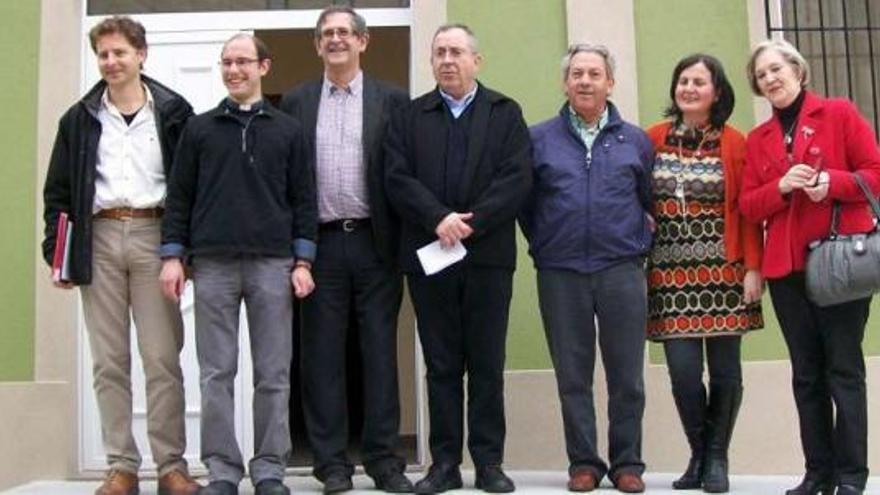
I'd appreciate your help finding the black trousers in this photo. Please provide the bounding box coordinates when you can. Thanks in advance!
[537,261,647,481]
[407,264,513,467]
[768,273,869,489]
[663,336,742,394]
[301,225,405,479]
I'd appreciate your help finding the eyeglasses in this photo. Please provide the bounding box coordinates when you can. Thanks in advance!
[320,27,355,40]
[219,58,260,68]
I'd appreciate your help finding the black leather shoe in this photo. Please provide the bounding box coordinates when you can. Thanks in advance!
[784,477,834,495]
[475,466,515,493]
[255,479,290,495]
[372,469,415,493]
[836,484,864,495]
[323,472,353,494]
[414,464,463,494]
[199,480,238,495]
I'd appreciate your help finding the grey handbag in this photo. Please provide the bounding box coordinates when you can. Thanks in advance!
[805,173,880,307]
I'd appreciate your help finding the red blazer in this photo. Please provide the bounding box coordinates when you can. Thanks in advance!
[740,91,880,279]
[646,122,763,270]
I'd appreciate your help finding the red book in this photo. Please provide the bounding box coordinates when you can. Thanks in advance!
[51,212,73,283]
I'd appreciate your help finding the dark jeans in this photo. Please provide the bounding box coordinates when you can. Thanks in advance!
[301,225,405,479]
[407,264,513,467]
[768,273,869,489]
[537,261,647,481]
[663,336,742,396]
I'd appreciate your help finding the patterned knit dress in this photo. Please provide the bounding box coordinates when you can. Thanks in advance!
[647,124,763,340]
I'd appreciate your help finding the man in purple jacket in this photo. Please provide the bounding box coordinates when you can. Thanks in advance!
[519,43,654,494]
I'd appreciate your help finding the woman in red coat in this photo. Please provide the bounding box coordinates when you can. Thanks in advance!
[740,39,880,495]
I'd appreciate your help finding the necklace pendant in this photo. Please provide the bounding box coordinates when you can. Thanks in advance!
[784,134,793,146]
[675,181,686,200]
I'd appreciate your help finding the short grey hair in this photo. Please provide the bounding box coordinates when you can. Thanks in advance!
[746,39,810,95]
[562,43,615,81]
[432,23,479,53]
[315,5,368,39]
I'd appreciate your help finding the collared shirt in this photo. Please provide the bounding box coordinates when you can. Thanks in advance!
[439,84,478,119]
[569,105,609,159]
[93,85,165,212]
[315,70,367,223]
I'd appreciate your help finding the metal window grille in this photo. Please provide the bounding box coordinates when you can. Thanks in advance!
[765,0,880,138]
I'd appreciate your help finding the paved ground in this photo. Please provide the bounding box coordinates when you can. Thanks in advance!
[5,471,879,494]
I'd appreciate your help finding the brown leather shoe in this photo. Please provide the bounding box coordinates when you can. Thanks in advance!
[567,469,598,492]
[613,472,645,493]
[158,469,201,495]
[95,470,139,495]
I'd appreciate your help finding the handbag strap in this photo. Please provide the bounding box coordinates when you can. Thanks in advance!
[853,172,880,219]
[830,172,880,235]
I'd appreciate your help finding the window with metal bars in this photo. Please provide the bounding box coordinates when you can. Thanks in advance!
[764,0,880,137]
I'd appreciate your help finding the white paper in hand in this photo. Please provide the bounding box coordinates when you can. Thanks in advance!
[417,240,467,275]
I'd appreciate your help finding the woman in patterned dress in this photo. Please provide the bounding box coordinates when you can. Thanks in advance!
[645,54,764,493]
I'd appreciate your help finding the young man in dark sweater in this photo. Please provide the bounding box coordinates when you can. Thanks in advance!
[159,34,317,495]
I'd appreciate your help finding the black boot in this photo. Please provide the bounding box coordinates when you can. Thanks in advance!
[701,383,742,493]
[670,385,706,490]
[785,475,835,495]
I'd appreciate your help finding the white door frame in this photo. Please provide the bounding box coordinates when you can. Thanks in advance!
[78,5,427,476]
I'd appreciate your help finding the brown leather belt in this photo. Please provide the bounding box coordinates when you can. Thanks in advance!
[94,207,164,220]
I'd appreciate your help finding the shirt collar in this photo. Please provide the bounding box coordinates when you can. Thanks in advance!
[323,70,363,97]
[101,83,155,114]
[569,105,608,134]
[439,84,478,109]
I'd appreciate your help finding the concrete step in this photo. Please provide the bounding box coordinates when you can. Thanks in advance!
[4,471,880,494]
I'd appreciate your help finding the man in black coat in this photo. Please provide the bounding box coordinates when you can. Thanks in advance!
[384,23,532,495]
[41,16,200,495]
[279,6,412,494]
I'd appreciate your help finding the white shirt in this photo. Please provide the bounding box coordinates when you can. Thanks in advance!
[93,85,166,212]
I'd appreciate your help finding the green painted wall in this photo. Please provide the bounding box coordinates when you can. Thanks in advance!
[635,0,755,132]
[447,0,566,369]
[0,2,39,381]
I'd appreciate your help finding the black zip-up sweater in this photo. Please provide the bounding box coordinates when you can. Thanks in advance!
[160,98,317,261]
[42,75,193,285]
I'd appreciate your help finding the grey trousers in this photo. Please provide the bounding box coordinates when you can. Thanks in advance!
[192,255,295,485]
[537,260,647,481]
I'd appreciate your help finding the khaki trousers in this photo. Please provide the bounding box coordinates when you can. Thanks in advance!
[80,217,187,475]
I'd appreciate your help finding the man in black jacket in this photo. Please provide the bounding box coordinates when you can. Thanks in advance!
[41,16,199,495]
[384,24,532,494]
[159,34,317,495]
[279,6,411,494]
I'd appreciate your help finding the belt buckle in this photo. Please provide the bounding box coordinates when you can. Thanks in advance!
[342,219,356,233]
[117,207,134,220]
